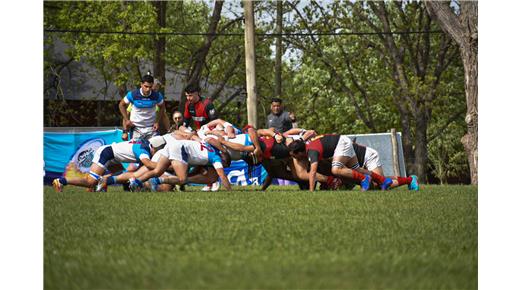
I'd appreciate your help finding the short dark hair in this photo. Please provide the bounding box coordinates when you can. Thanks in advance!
[141,74,154,84]
[185,83,201,94]
[287,139,306,154]
[271,97,283,104]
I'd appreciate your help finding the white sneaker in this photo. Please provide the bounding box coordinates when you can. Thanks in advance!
[201,184,211,191]
[95,177,107,192]
[210,181,220,192]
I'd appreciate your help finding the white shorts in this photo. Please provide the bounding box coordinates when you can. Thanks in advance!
[154,148,174,177]
[165,142,187,164]
[131,127,158,140]
[333,135,356,158]
[364,147,382,171]
[92,145,119,170]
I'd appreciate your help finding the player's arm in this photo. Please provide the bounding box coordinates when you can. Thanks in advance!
[220,138,255,152]
[205,101,219,121]
[258,128,283,143]
[205,118,224,128]
[118,94,132,129]
[206,129,226,137]
[246,127,264,160]
[154,99,166,131]
[308,161,318,192]
[261,175,272,191]
[307,150,320,191]
[205,138,227,153]
[215,167,231,190]
[282,128,305,137]
[139,156,157,170]
[182,104,192,128]
[302,130,317,141]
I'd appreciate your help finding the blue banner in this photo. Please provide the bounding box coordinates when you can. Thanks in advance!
[44,129,123,184]
[43,129,267,186]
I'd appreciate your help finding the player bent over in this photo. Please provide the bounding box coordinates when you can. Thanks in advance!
[351,142,419,191]
[52,137,164,192]
[288,135,393,192]
[130,139,232,191]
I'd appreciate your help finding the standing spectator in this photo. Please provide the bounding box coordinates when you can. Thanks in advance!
[119,74,166,140]
[266,98,292,133]
[182,83,218,130]
[182,83,220,191]
[169,111,184,132]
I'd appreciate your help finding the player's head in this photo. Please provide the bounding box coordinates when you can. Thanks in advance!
[172,111,183,124]
[141,74,154,96]
[149,136,166,154]
[288,139,306,160]
[185,83,201,104]
[271,98,283,115]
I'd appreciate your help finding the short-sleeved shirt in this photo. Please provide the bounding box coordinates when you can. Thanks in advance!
[266,111,292,133]
[259,136,290,159]
[164,139,223,169]
[111,140,152,163]
[306,134,341,164]
[225,133,253,160]
[183,97,218,130]
[124,88,164,128]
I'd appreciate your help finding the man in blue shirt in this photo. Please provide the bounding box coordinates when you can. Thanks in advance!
[119,74,166,140]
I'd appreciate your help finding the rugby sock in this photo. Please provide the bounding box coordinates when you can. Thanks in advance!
[370,172,386,185]
[59,177,68,185]
[106,176,117,185]
[351,170,366,182]
[327,176,334,185]
[397,177,412,186]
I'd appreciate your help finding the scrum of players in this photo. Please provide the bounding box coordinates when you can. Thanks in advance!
[52,118,419,193]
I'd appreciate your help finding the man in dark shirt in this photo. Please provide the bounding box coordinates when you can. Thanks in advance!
[182,83,218,130]
[265,98,293,133]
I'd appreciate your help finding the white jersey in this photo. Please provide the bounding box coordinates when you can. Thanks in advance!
[197,122,241,141]
[111,140,151,163]
[225,134,253,160]
[163,139,223,169]
[124,88,164,128]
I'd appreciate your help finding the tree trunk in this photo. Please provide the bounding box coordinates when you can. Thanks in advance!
[153,1,169,134]
[414,111,429,183]
[461,43,478,184]
[179,0,224,111]
[274,0,283,98]
[153,1,166,87]
[425,1,478,184]
[244,0,258,127]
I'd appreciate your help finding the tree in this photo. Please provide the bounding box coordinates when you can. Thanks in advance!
[282,0,466,182]
[424,0,478,184]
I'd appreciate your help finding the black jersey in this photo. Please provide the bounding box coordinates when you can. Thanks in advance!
[306,134,341,164]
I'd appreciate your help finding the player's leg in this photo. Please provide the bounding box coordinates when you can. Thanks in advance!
[53,145,113,192]
[130,156,170,190]
[53,163,105,192]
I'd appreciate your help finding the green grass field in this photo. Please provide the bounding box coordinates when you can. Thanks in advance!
[44,185,477,289]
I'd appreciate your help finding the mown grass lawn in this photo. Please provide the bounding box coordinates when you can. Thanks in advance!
[44,185,477,289]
